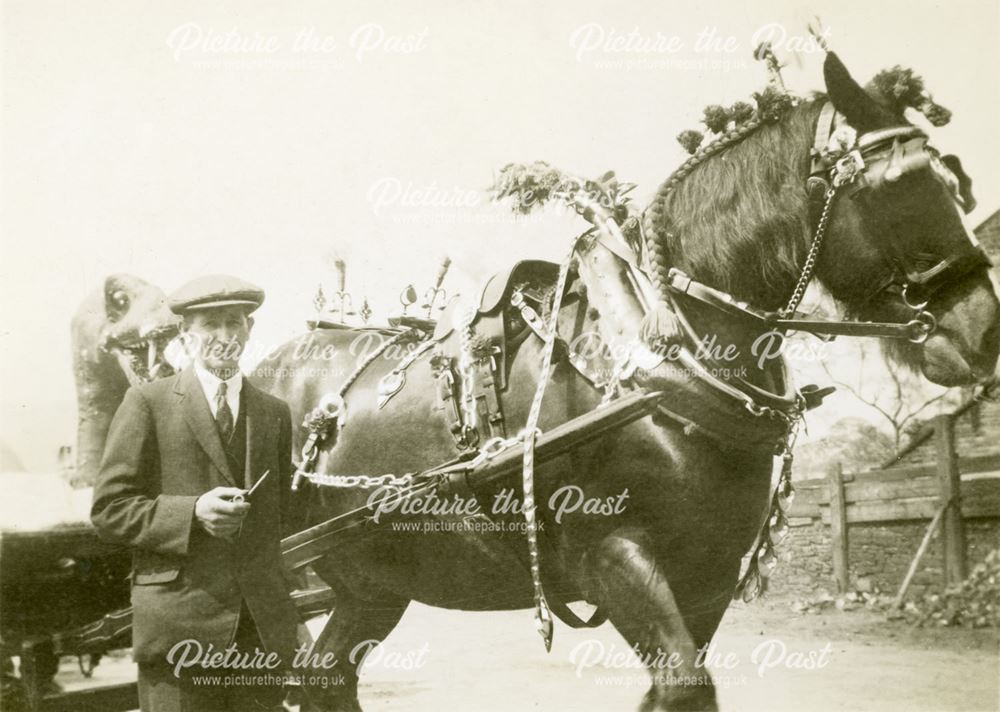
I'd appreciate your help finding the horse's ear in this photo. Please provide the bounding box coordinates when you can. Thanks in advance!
[941,154,977,213]
[823,51,891,133]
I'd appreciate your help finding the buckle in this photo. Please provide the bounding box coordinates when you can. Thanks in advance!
[832,151,865,187]
[666,267,692,293]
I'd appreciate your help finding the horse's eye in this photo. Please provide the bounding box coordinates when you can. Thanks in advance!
[111,290,129,310]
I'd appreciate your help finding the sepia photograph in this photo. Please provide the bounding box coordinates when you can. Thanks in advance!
[1,1,998,710]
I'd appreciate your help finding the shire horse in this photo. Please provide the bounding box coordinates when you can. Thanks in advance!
[255,51,999,711]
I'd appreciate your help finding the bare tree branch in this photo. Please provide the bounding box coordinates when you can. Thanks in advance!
[819,344,952,450]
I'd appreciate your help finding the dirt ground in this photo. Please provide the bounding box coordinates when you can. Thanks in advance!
[51,596,998,712]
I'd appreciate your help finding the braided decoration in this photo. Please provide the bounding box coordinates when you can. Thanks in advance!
[339,328,421,399]
[643,116,765,304]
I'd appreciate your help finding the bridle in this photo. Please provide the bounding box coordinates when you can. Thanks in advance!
[642,102,991,605]
[662,102,991,344]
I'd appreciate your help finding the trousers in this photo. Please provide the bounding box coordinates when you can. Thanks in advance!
[137,602,286,712]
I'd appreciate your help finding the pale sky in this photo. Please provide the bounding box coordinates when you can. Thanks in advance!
[2,0,998,471]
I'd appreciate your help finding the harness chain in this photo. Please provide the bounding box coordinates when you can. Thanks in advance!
[294,328,424,489]
[305,471,414,488]
[779,186,838,317]
[520,236,578,652]
[779,148,869,318]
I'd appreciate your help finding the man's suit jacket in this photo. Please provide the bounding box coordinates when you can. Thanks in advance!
[91,366,300,665]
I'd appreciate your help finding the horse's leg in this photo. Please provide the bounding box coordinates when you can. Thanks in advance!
[298,583,410,712]
[673,559,743,652]
[588,527,718,712]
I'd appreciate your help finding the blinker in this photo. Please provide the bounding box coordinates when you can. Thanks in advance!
[861,136,931,190]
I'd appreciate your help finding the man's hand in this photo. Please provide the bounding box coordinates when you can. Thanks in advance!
[195,487,250,540]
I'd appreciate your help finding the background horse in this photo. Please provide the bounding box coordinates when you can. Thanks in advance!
[254,51,999,711]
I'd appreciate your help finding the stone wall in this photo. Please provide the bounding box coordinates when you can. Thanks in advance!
[766,395,1000,600]
[766,516,1000,599]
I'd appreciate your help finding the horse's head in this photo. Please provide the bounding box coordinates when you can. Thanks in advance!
[817,53,999,387]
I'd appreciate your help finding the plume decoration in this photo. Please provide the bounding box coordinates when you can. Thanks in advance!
[491,161,566,214]
[676,129,705,155]
[494,161,682,350]
[492,162,636,221]
[753,40,787,92]
[921,102,952,128]
[702,104,731,134]
[870,65,952,127]
[676,88,795,154]
[752,85,794,123]
[729,101,755,125]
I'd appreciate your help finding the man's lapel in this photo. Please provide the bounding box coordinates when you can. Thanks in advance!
[240,376,278,489]
[175,367,238,487]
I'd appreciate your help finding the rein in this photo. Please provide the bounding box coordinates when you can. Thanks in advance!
[664,267,936,342]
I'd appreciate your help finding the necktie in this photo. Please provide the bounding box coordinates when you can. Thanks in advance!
[215,381,234,443]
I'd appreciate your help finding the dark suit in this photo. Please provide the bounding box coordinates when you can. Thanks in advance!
[91,366,301,674]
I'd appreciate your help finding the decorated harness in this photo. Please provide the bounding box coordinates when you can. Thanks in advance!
[284,51,990,651]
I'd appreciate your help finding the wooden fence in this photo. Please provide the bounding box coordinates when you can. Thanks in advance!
[788,413,1000,592]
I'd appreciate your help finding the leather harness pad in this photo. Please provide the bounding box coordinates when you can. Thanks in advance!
[424,260,563,450]
[478,260,560,315]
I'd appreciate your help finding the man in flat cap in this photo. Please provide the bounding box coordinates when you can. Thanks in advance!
[92,274,300,711]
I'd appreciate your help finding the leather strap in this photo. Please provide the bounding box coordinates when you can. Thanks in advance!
[665,267,931,341]
[810,101,839,175]
[470,349,507,440]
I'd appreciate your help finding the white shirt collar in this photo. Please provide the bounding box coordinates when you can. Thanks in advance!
[193,361,243,419]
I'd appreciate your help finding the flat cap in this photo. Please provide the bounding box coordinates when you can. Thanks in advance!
[168,274,265,315]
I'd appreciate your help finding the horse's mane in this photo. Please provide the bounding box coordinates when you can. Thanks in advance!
[644,98,827,311]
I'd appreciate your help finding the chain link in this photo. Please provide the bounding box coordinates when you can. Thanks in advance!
[779,186,838,318]
[298,471,414,488]
[300,430,528,490]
